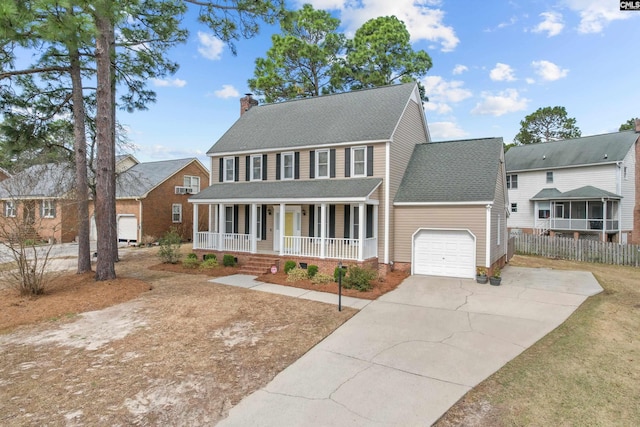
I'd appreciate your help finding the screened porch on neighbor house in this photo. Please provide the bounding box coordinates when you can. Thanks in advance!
[189,178,382,261]
[531,186,621,237]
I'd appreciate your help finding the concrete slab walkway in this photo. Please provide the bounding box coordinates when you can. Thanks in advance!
[215,266,602,426]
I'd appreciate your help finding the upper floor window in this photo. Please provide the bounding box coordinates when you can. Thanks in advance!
[282,152,294,180]
[4,201,16,218]
[183,175,200,193]
[172,203,182,223]
[352,147,366,177]
[316,150,329,178]
[511,203,518,213]
[624,166,628,180]
[223,157,235,182]
[251,155,263,181]
[506,174,518,189]
[41,200,56,218]
[546,171,553,183]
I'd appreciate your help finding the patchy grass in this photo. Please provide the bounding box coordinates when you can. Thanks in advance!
[436,255,640,426]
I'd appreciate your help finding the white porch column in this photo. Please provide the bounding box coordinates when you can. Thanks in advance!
[218,204,225,250]
[358,202,365,261]
[208,205,214,232]
[320,203,326,259]
[374,204,379,258]
[192,203,199,249]
[251,203,257,254]
[602,199,607,241]
[279,203,285,256]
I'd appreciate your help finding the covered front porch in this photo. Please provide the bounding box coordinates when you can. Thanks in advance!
[531,186,621,239]
[189,178,382,261]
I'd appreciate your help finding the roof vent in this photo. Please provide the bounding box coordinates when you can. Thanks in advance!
[604,153,608,159]
[542,155,546,160]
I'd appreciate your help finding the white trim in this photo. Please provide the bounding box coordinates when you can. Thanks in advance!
[485,204,492,268]
[351,146,367,177]
[208,139,389,157]
[507,161,621,173]
[183,175,201,193]
[315,149,330,179]
[172,203,182,223]
[250,154,263,182]
[223,157,235,182]
[394,201,494,206]
[191,197,380,205]
[411,227,477,277]
[384,141,390,265]
[281,152,295,180]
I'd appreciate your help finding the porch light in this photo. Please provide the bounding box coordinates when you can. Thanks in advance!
[302,208,306,216]
[268,208,272,215]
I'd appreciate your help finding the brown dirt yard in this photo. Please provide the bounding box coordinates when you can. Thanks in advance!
[0,246,360,426]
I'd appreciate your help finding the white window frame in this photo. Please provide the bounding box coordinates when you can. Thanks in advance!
[546,171,553,183]
[511,203,517,213]
[507,174,518,189]
[624,166,628,180]
[256,205,262,239]
[225,206,234,233]
[251,155,263,181]
[315,149,329,179]
[41,200,55,218]
[351,147,366,177]
[183,175,200,193]
[172,203,182,223]
[4,201,16,217]
[282,152,294,180]
[223,157,235,182]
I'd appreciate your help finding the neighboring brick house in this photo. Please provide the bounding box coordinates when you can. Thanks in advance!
[0,157,209,244]
[505,128,639,243]
[189,83,508,278]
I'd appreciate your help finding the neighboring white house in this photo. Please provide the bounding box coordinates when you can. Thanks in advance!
[505,130,639,243]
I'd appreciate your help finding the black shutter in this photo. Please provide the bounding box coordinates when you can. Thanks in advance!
[219,158,224,182]
[366,205,374,238]
[261,204,267,240]
[344,204,350,238]
[329,205,336,238]
[234,157,240,182]
[294,152,300,179]
[367,146,374,176]
[262,155,268,181]
[245,156,250,181]
[309,151,315,179]
[244,205,250,233]
[308,204,315,237]
[233,205,239,233]
[344,148,351,177]
[330,149,336,178]
[276,154,281,180]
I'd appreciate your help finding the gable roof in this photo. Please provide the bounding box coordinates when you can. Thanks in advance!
[531,186,621,200]
[208,83,421,155]
[505,131,638,172]
[395,138,504,204]
[116,158,200,198]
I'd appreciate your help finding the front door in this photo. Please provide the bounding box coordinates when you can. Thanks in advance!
[273,206,301,252]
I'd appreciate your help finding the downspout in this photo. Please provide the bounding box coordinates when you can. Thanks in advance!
[384,142,390,264]
[485,204,492,267]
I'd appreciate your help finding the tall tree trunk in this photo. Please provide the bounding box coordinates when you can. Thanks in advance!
[69,49,92,274]
[94,9,117,281]
[110,30,119,263]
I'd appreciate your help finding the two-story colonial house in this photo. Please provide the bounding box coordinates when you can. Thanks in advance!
[190,83,508,278]
[505,129,639,243]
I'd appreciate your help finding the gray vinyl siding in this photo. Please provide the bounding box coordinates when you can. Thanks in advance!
[386,99,430,261]
[490,151,508,264]
[394,205,487,266]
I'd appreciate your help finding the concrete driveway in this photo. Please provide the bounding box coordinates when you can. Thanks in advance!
[217,266,602,426]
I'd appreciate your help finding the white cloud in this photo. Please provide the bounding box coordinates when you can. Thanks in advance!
[452,64,468,75]
[428,121,468,139]
[150,78,187,88]
[531,60,569,81]
[422,75,472,114]
[197,31,224,60]
[484,15,518,32]
[532,11,564,36]
[564,0,634,33]
[303,0,459,52]
[214,85,240,99]
[471,89,529,116]
[525,77,536,84]
[489,63,516,82]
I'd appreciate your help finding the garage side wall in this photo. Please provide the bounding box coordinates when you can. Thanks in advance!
[393,205,487,268]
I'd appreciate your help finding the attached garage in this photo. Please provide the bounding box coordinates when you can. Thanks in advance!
[117,215,138,242]
[412,229,476,278]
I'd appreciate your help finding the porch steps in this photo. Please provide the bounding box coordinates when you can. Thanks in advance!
[238,256,280,275]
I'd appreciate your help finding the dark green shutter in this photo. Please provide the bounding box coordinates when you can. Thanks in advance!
[344,204,350,238]
[308,204,315,237]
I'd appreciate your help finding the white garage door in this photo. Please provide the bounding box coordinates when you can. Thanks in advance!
[413,229,475,278]
[117,215,138,242]
[90,215,97,241]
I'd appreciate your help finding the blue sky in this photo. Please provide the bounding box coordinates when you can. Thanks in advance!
[123,0,640,166]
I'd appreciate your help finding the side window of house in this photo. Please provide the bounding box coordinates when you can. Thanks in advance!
[511,203,517,213]
[546,171,553,183]
[507,174,518,189]
[4,201,16,217]
[41,200,56,218]
[172,204,182,223]
[184,175,200,193]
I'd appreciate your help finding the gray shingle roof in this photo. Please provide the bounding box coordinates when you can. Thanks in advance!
[208,83,419,154]
[394,138,504,203]
[505,131,638,172]
[116,158,196,198]
[532,185,621,200]
[0,163,74,198]
[190,178,382,202]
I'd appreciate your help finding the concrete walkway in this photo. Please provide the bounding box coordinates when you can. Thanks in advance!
[215,266,602,426]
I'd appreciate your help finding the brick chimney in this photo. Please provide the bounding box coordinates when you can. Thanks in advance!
[240,93,258,116]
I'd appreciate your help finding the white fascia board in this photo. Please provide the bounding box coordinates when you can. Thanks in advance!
[507,161,619,173]
[394,201,493,206]
[189,197,377,205]
[208,139,389,157]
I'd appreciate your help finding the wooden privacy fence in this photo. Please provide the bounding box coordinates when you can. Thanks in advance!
[514,234,640,267]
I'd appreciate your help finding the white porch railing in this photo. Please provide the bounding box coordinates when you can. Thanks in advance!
[194,232,251,252]
[363,237,377,259]
[195,232,220,250]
